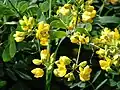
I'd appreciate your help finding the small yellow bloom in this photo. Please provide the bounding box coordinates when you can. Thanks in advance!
[79,61,87,67]
[31,68,44,78]
[40,49,49,60]
[40,38,48,46]
[99,58,112,71]
[79,65,92,81]
[53,65,67,77]
[14,37,25,42]
[57,6,70,16]
[19,16,34,31]
[114,28,119,39]
[32,59,42,65]
[59,56,71,65]
[64,72,75,81]
[108,0,118,4]
[13,31,26,37]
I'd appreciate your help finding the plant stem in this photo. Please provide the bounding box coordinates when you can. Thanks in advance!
[76,43,81,64]
[7,0,22,17]
[49,0,52,18]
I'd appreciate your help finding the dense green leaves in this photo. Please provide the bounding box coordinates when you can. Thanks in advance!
[0,80,6,88]
[39,1,49,12]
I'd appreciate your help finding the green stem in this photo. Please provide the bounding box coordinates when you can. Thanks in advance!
[7,0,22,17]
[49,0,52,18]
[76,43,81,64]
[88,81,95,90]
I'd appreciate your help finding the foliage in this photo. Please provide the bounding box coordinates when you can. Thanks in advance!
[0,0,120,90]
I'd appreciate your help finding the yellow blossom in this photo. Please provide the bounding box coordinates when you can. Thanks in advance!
[53,65,67,77]
[19,16,34,31]
[99,58,112,71]
[41,49,49,60]
[64,72,75,81]
[79,65,92,81]
[58,56,71,65]
[79,61,87,67]
[40,38,48,46]
[108,0,118,4]
[32,59,42,65]
[13,31,26,42]
[31,68,44,78]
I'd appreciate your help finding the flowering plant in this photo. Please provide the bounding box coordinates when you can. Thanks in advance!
[0,0,120,90]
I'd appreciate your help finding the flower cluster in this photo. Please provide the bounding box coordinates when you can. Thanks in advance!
[82,5,96,23]
[31,49,49,78]
[36,21,50,46]
[54,56,71,77]
[13,16,34,42]
[70,32,89,44]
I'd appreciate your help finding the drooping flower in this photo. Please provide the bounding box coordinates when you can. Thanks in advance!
[31,68,44,78]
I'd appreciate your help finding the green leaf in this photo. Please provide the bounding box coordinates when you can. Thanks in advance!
[9,32,16,58]
[15,70,32,80]
[85,23,92,32]
[0,3,14,16]
[92,70,101,83]
[6,68,17,81]
[78,82,86,88]
[39,1,49,12]
[94,16,120,24]
[117,81,120,88]
[50,20,67,29]
[95,79,108,90]
[0,80,6,88]
[2,45,11,62]
[109,79,117,87]
[50,31,67,39]
[17,1,28,13]
[76,28,86,33]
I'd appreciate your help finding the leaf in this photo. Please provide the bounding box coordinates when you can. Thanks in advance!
[117,81,120,88]
[0,3,14,16]
[17,1,28,13]
[39,1,49,12]
[0,80,6,88]
[2,45,11,62]
[109,79,117,87]
[85,23,92,32]
[92,70,101,83]
[50,20,67,29]
[50,31,67,39]
[76,28,86,33]
[6,68,17,81]
[95,79,108,90]
[94,16,120,24]
[15,70,32,80]
[9,32,16,58]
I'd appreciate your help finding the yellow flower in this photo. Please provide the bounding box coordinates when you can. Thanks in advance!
[14,37,25,42]
[40,49,49,60]
[79,61,87,67]
[79,65,92,81]
[13,31,26,42]
[36,21,50,46]
[31,68,44,78]
[114,28,119,39]
[32,59,42,65]
[108,0,118,4]
[40,38,48,46]
[82,5,96,22]
[53,65,67,77]
[57,6,70,16]
[70,35,80,44]
[99,58,112,71]
[19,16,34,31]
[96,48,105,58]
[64,72,75,81]
[59,56,71,65]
